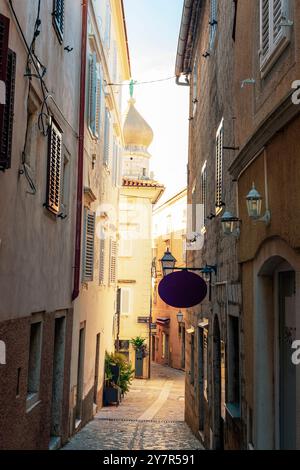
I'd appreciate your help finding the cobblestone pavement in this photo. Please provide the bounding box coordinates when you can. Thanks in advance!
[63,363,203,450]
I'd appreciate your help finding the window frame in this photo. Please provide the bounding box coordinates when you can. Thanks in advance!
[259,0,291,77]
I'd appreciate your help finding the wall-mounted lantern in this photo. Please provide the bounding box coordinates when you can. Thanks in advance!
[221,211,240,237]
[246,183,271,225]
[160,248,177,277]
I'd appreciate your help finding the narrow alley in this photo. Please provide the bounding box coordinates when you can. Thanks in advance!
[63,364,203,451]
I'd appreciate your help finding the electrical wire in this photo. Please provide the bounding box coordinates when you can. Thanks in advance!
[106,75,176,86]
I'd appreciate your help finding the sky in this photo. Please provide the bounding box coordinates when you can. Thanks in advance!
[123,0,189,204]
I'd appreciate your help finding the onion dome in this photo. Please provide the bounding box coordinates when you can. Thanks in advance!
[123,98,154,149]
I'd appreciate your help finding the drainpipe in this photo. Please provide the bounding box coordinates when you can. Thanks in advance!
[72,0,88,301]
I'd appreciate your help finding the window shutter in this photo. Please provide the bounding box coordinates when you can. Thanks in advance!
[46,120,63,214]
[0,14,9,90]
[261,0,270,60]
[121,288,130,315]
[95,65,102,139]
[215,120,224,211]
[209,0,218,49]
[273,0,283,44]
[103,109,110,166]
[0,49,16,171]
[88,52,97,135]
[201,162,207,227]
[109,238,117,284]
[82,209,95,282]
[99,237,106,285]
[260,0,286,67]
[105,2,111,49]
[53,0,64,42]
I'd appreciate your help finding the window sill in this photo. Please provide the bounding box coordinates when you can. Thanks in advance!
[225,402,241,419]
[260,36,291,79]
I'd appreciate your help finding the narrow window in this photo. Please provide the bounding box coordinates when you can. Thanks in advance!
[228,315,240,408]
[46,120,63,215]
[232,0,238,41]
[190,333,195,385]
[27,322,42,404]
[209,0,218,50]
[82,208,95,282]
[215,119,224,213]
[52,0,64,43]
[88,52,97,136]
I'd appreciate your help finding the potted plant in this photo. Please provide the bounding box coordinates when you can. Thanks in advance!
[103,352,134,405]
[130,336,148,378]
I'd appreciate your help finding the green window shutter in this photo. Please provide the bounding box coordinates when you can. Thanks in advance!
[53,0,64,42]
[46,120,63,214]
[82,209,95,282]
[103,109,110,166]
[95,65,102,139]
[88,52,97,135]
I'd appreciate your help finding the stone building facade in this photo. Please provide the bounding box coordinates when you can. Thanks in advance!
[229,0,300,450]
[0,0,82,449]
[69,0,130,434]
[175,0,243,450]
[176,0,300,450]
[152,189,187,370]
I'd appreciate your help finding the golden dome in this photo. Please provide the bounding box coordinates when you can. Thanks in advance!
[123,98,154,148]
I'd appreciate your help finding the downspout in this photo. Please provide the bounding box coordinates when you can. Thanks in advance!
[72,0,88,301]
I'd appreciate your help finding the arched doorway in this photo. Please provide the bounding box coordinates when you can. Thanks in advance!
[254,249,297,449]
[212,315,223,449]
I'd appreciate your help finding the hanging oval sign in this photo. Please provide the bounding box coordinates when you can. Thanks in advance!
[158,270,207,308]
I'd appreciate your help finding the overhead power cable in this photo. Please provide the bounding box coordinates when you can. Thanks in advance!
[106,76,176,86]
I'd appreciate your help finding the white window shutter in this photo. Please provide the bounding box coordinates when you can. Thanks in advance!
[99,237,106,285]
[261,0,270,60]
[109,238,117,285]
[121,288,131,315]
[260,0,288,69]
[83,209,95,282]
[201,162,207,227]
[215,120,224,211]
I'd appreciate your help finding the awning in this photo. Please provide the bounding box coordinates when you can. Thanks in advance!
[156,317,170,326]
